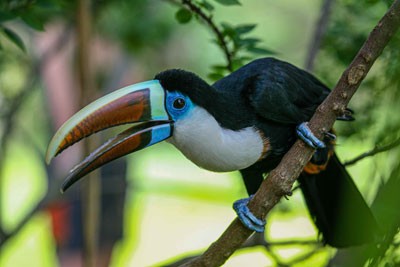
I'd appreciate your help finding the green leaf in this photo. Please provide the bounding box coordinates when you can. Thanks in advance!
[198,0,215,11]
[247,46,276,55]
[0,11,16,23]
[232,57,249,70]
[213,0,241,6]
[175,8,192,24]
[238,37,261,47]
[2,27,26,52]
[235,24,257,35]
[20,14,45,31]
[221,22,236,38]
[211,64,228,72]
[208,72,225,81]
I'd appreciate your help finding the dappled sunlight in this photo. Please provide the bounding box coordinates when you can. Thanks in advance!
[2,140,47,231]
[127,194,235,266]
[1,214,58,267]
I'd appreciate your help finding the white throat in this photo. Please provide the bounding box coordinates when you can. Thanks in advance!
[167,106,265,172]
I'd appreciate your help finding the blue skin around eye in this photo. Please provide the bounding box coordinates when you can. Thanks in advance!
[165,91,193,121]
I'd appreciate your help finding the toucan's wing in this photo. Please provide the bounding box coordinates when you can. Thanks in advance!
[245,58,330,124]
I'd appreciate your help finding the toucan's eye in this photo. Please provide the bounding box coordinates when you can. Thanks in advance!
[173,98,186,110]
[166,91,192,120]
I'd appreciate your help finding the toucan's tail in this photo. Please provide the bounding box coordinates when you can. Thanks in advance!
[299,153,379,247]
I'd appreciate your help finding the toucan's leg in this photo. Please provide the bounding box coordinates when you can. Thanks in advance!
[233,195,266,232]
[296,122,326,149]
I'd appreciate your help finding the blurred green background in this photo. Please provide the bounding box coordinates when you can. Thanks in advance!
[1,0,400,266]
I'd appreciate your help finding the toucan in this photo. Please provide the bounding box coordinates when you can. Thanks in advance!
[46,57,378,247]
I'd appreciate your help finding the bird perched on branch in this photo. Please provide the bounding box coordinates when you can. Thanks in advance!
[47,57,378,247]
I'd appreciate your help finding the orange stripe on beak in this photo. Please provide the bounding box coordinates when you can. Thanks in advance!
[57,89,151,157]
[61,122,172,192]
[46,80,172,192]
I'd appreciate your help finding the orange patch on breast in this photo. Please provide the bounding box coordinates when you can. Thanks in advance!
[303,148,334,174]
[303,161,329,174]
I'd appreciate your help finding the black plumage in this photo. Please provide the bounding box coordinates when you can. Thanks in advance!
[156,57,378,247]
[299,154,379,247]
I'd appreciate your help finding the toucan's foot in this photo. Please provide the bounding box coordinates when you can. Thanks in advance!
[337,108,355,121]
[233,195,266,233]
[296,122,325,149]
[324,132,336,141]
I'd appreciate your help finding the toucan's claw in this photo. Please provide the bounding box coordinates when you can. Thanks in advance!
[324,132,336,141]
[296,122,326,149]
[233,195,266,233]
[337,108,355,121]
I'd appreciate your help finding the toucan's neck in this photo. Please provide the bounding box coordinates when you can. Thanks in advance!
[167,105,265,172]
[155,69,268,172]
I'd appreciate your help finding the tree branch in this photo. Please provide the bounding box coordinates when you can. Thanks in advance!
[166,233,319,266]
[182,1,400,266]
[180,0,233,71]
[343,137,400,166]
[305,0,335,71]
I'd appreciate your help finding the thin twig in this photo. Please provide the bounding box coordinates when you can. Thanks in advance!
[0,24,72,247]
[181,1,400,266]
[0,72,38,235]
[165,233,319,267]
[180,0,233,71]
[264,245,289,267]
[344,137,400,166]
[0,126,65,246]
[305,0,335,71]
[285,243,324,265]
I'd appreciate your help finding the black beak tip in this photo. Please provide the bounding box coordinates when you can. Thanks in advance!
[60,174,77,193]
[60,182,70,194]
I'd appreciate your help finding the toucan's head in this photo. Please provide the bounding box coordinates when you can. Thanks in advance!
[47,69,266,192]
[46,70,215,192]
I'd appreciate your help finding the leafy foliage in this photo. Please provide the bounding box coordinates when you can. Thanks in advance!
[172,0,274,80]
[95,1,174,53]
[1,27,25,51]
[213,0,241,6]
[0,0,67,50]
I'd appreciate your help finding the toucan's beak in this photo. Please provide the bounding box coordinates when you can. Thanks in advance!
[46,80,172,192]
